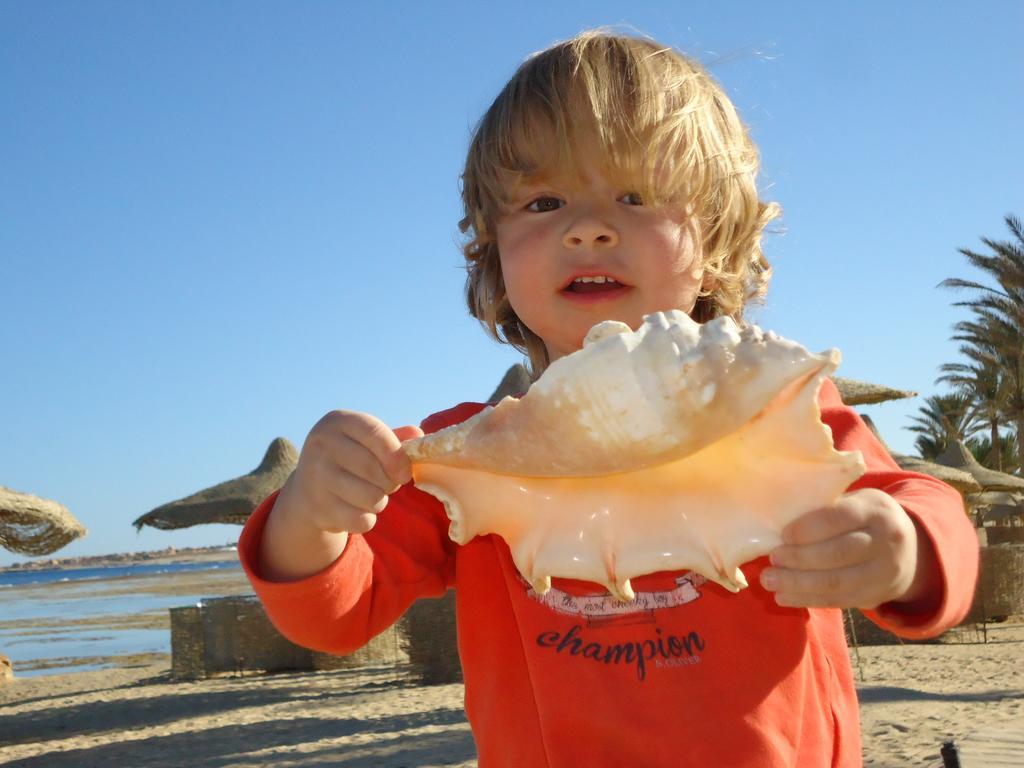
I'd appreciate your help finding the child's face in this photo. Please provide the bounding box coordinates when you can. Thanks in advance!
[495,157,705,364]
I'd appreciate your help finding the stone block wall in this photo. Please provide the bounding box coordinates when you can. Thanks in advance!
[170,591,460,684]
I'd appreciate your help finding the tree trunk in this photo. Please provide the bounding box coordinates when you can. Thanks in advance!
[990,418,1003,471]
[1017,413,1024,475]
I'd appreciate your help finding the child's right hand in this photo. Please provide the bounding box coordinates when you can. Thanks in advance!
[258,411,423,582]
[277,410,424,535]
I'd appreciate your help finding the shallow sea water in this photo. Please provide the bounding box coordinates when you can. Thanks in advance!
[0,561,253,677]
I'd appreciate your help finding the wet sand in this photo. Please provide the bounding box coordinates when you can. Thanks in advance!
[0,546,241,574]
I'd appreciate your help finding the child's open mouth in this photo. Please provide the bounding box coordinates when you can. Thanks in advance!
[561,276,630,301]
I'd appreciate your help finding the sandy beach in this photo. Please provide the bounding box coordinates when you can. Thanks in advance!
[855,623,1024,766]
[1,623,1021,766]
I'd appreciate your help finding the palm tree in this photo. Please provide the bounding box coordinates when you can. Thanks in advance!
[938,321,1014,470]
[939,214,1024,472]
[906,392,983,460]
[967,433,1020,475]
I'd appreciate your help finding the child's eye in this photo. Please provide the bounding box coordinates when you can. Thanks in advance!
[619,192,644,206]
[525,196,563,213]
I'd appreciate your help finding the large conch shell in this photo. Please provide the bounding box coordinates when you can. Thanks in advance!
[404,311,866,601]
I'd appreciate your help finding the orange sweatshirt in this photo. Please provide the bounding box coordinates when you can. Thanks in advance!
[239,379,979,767]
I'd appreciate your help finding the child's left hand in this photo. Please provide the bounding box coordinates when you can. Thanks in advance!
[760,488,941,612]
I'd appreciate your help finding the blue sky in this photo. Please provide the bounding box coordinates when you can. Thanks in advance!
[2,2,1021,565]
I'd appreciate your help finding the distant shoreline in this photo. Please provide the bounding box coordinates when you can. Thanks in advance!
[0,544,239,574]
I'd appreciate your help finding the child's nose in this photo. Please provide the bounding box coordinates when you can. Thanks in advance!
[562,219,619,249]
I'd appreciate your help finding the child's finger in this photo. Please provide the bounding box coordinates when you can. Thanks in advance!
[328,467,393,512]
[318,502,383,535]
[338,412,414,486]
[779,498,868,546]
[760,561,875,601]
[322,435,399,494]
[770,530,874,571]
[772,591,864,610]
[394,425,425,443]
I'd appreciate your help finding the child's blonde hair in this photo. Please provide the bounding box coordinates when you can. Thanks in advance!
[460,29,780,376]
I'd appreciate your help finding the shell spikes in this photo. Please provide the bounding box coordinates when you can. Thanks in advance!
[405,311,865,601]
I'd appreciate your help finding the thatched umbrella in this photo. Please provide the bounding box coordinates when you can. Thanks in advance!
[967,491,1024,509]
[980,501,1024,524]
[933,440,1024,493]
[967,491,1024,524]
[489,364,532,403]
[133,438,298,531]
[858,416,981,494]
[890,454,982,494]
[831,377,917,406]
[0,486,87,555]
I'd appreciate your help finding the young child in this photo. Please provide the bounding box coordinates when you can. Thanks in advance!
[240,30,979,767]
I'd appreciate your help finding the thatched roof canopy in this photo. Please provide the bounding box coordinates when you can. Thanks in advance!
[890,454,982,494]
[0,487,87,555]
[857,415,981,493]
[966,491,1023,522]
[967,491,1024,508]
[981,502,1024,523]
[133,438,298,531]
[831,377,917,406]
[933,440,1024,492]
[489,364,532,403]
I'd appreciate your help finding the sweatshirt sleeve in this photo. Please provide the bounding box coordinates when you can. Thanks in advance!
[818,379,980,639]
[238,482,454,654]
